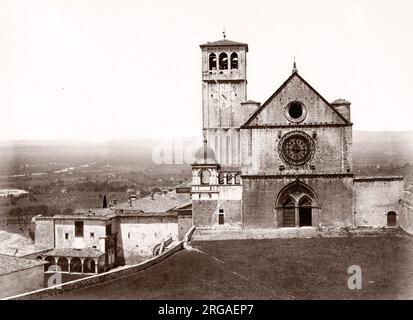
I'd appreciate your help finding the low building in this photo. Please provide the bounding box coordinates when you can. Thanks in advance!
[0,254,45,299]
[34,189,193,270]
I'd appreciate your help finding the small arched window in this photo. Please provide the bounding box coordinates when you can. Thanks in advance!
[200,170,211,185]
[234,174,241,185]
[387,211,397,227]
[218,172,225,185]
[226,173,233,184]
[219,53,228,70]
[230,52,238,69]
[209,53,217,70]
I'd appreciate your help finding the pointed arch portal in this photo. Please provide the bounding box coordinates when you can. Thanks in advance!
[276,181,318,228]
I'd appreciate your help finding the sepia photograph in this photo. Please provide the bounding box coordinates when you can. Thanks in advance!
[0,0,413,310]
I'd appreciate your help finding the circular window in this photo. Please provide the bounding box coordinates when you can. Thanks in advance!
[285,101,306,123]
[278,131,315,166]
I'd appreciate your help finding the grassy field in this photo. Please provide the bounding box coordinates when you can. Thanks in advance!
[48,233,413,300]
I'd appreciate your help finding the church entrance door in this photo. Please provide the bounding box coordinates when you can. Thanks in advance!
[299,207,312,227]
[283,207,295,227]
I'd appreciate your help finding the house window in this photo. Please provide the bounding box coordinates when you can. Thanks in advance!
[65,233,69,240]
[128,232,131,239]
[75,221,84,237]
[218,212,224,225]
[106,224,112,236]
[90,232,94,238]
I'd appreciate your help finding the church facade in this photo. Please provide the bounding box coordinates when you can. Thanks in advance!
[191,38,404,230]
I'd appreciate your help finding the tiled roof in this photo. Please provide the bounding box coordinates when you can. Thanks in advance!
[46,248,105,258]
[116,192,190,213]
[54,208,117,220]
[174,200,192,212]
[0,254,45,276]
[200,39,248,50]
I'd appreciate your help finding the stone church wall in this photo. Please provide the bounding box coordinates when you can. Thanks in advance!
[242,176,354,228]
[240,126,352,176]
[353,177,404,227]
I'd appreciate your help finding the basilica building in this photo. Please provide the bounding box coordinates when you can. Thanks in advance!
[191,37,404,230]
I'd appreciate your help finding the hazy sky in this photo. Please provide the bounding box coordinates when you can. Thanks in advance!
[1,0,412,141]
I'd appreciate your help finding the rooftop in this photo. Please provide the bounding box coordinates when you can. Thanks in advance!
[172,180,192,189]
[116,192,190,213]
[53,208,117,221]
[46,248,105,258]
[0,254,45,276]
[200,39,248,51]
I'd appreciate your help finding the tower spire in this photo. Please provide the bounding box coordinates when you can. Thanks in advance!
[292,56,298,74]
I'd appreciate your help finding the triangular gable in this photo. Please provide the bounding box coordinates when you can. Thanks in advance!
[242,73,349,127]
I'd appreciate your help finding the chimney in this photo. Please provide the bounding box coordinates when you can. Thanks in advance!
[130,194,137,206]
[331,99,351,121]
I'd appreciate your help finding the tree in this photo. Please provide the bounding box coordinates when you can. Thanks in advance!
[102,195,108,208]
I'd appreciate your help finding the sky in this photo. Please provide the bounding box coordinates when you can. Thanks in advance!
[0,0,412,141]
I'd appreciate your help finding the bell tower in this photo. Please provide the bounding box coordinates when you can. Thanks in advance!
[200,36,248,165]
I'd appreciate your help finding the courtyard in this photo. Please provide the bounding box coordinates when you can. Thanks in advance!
[47,232,413,300]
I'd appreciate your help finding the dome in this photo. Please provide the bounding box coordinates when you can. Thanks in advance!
[194,145,217,164]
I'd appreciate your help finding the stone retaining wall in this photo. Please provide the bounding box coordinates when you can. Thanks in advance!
[399,191,413,236]
[4,241,183,300]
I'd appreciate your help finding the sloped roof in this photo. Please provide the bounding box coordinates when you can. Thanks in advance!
[200,39,248,51]
[47,248,104,258]
[174,200,192,212]
[173,180,191,189]
[0,254,45,276]
[116,192,190,213]
[54,208,116,220]
[242,72,350,127]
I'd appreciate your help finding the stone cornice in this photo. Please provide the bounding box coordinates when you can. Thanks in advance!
[241,173,355,179]
[240,123,353,129]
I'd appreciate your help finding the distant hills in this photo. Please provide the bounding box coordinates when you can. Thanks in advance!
[353,131,413,166]
[0,131,412,174]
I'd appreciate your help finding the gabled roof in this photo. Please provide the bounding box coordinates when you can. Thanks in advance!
[242,72,350,127]
[200,39,248,51]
